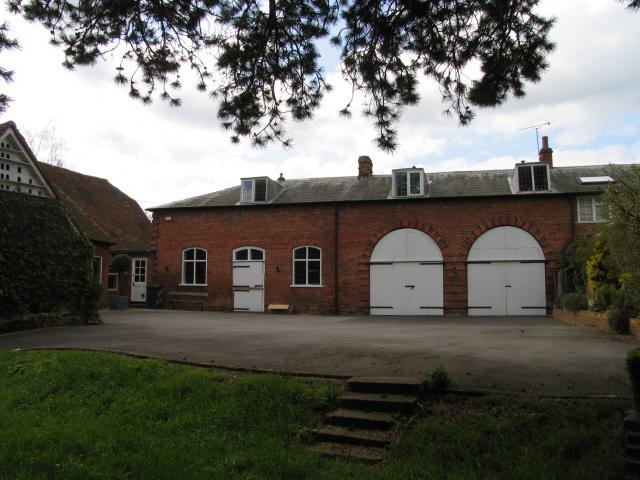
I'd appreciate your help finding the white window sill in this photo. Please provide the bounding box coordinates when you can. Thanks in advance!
[576,220,607,224]
[290,284,324,288]
[179,283,208,287]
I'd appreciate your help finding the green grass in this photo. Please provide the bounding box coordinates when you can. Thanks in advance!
[0,351,629,479]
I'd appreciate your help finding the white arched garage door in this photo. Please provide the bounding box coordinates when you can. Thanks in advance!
[468,226,546,316]
[370,229,443,315]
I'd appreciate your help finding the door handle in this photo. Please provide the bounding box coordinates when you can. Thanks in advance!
[505,285,512,288]
[405,285,415,289]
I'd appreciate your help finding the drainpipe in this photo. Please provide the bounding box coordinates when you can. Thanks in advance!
[334,203,339,315]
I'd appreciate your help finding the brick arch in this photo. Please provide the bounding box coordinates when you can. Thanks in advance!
[355,223,448,312]
[462,217,549,258]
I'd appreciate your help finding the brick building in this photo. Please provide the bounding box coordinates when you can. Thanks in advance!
[150,137,623,316]
[38,162,154,308]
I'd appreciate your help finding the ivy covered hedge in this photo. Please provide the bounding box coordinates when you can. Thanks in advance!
[0,192,100,329]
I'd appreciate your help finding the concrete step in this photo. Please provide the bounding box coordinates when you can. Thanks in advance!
[312,425,394,447]
[629,432,640,445]
[338,392,418,413]
[348,376,425,395]
[325,409,397,430]
[626,456,640,475]
[627,443,640,458]
[311,441,386,463]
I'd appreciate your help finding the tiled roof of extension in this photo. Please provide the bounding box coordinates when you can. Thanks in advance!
[151,164,634,211]
[38,162,152,251]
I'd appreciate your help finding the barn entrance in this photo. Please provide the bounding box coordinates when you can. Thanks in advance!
[369,228,444,315]
[467,226,546,316]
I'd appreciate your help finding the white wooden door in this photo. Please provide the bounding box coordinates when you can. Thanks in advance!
[370,229,443,315]
[404,263,444,315]
[506,262,546,315]
[467,227,546,316]
[233,247,265,312]
[131,257,147,302]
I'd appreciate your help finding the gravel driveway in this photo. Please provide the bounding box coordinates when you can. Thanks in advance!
[0,309,634,396]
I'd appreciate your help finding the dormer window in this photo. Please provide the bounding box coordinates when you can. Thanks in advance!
[392,168,425,197]
[517,164,549,192]
[241,178,267,203]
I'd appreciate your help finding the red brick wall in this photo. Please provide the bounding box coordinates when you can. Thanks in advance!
[152,194,583,315]
[153,206,336,313]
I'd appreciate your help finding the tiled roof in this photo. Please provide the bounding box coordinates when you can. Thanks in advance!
[38,162,152,251]
[151,163,634,211]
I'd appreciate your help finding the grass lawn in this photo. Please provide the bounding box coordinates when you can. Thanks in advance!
[0,350,629,479]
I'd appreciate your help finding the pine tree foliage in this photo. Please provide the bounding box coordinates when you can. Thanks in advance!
[5,1,631,150]
[0,22,19,114]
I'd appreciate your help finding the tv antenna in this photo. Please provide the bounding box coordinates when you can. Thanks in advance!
[518,122,551,153]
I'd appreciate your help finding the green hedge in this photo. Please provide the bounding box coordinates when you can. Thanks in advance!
[0,192,100,326]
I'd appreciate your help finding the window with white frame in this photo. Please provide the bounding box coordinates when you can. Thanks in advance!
[92,256,103,284]
[292,246,322,286]
[107,272,118,291]
[234,247,264,261]
[517,164,549,192]
[182,248,207,285]
[241,178,267,203]
[578,196,605,223]
[392,169,424,197]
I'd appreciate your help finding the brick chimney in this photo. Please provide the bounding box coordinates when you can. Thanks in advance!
[538,136,553,167]
[358,156,373,178]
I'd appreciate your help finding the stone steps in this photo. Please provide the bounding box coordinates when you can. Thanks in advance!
[325,408,397,430]
[338,392,418,413]
[312,425,394,447]
[347,376,425,395]
[308,376,426,463]
[311,442,386,463]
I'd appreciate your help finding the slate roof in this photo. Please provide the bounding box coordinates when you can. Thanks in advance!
[38,162,152,251]
[151,163,634,211]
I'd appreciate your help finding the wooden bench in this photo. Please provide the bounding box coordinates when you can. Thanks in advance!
[268,304,292,314]
[169,291,208,311]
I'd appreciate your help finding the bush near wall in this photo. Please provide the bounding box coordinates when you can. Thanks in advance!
[0,192,100,330]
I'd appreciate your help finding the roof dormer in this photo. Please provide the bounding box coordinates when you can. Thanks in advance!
[239,176,283,204]
[512,162,550,193]
[391,167,426,198]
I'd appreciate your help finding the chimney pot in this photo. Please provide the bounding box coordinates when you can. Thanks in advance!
[538,136,553,168]
[541,136,549,149]
[358,155,373,178]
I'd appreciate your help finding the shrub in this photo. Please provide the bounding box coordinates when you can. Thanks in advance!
[428,364,452,390]
[621,273,640,318]
[561,293,588,312]
[0,192,97,328]
[553,296,563,309]
[0,312,66,334]
[592,284,620,312]
[586,237,618,292]
[111,254,131,272]
[627,348,640,411]
[608,306,630,335]
[562,236,596,293]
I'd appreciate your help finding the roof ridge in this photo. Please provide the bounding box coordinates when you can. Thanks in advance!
[37,161,111,183]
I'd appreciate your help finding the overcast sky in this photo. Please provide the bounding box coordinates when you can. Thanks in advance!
[2,0,639,210]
